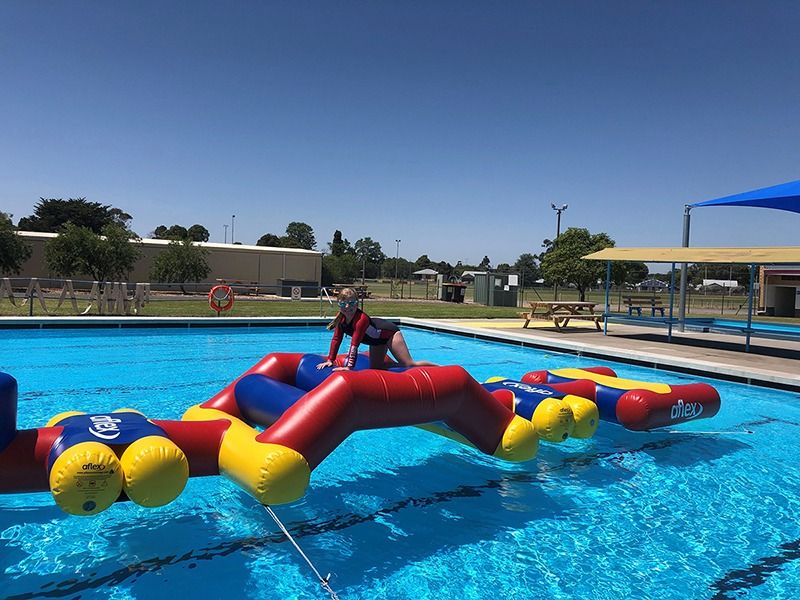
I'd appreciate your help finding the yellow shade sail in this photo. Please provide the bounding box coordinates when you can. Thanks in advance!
[582,247,800,264]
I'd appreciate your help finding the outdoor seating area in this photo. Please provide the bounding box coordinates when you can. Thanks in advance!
[622,295,666,317]
[519,300,603,331]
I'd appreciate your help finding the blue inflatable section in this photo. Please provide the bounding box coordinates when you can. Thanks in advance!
[593,384,624,423]
[295,353,371,391]
[236,374,306,426]
[482,379,564,420]
[47,413,168,471]
[0,372,16,453]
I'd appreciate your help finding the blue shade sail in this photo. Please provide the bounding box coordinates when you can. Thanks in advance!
[691,179,800,213]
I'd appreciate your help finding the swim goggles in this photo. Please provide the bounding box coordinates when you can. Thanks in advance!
[338,300,358,308]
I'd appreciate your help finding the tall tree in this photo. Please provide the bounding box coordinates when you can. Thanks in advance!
[256,233,282,247]
[186,224,210,242]
[153,224,189,240]
[513,253,539,286]
[539,227,614,301]
[353,237,385,279]
[18,198,132,234]
[150,239,211,293]
[414,255,433,270]
[328,230,352,256]
[45,224,142,282]
[478,256,492,270]
[0,213,32,275]
[284,222,316,250]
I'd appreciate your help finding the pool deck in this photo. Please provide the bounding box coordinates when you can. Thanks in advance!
[403,318,800,391]
[1,315,797,390]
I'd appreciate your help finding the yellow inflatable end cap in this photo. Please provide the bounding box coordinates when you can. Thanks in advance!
[120,436,189,507]
[533,398,575,443]
[49,441,123,516]
[493,415,538,462]
[561,395,599,439]
[484,376,507,384]
[45,411,85,428]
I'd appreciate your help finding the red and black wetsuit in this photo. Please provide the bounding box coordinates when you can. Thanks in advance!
[327,310,399,368]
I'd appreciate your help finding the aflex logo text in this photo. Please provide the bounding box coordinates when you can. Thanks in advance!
[88,415,122,440]
[670,399,703,421]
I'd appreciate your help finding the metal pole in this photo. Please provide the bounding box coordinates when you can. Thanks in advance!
[678,204,691,331]
[223,224,228,244]
[745,263,755,352]
[231,215,236,244]
[668,262,676,343]
[603,260,611,335]
[551,203,568,300]
[394,239,400,297]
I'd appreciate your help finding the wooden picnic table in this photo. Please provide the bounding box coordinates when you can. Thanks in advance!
[519,301,603,331]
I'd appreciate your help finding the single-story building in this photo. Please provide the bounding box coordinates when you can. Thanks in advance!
[12,231,322,294]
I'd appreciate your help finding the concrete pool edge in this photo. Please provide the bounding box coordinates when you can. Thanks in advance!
[1,315,797,391]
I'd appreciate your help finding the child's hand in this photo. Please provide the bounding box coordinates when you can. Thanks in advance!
[316,360,334,370]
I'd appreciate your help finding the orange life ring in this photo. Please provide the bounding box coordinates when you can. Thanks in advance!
[208,285,235,313]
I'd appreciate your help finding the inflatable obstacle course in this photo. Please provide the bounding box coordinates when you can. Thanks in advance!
[0,355,721,515]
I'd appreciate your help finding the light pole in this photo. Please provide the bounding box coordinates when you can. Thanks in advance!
[231,215,236,244]
[551,203,568,300]
[394,239,401,298]
[223,224,229,244]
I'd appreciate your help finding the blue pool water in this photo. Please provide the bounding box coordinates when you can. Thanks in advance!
[709,318,800,335]
[2,325,800,599]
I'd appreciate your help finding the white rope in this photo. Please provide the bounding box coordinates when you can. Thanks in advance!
[263,505,340,600]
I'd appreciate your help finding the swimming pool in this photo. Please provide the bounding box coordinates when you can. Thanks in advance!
[2,325,800,599]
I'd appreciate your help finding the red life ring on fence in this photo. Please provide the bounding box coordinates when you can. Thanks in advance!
[209,285,235,313]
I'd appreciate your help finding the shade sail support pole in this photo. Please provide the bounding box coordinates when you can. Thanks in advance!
[746,263,756,353]
[604,260,611,336]
[678,204,691,332]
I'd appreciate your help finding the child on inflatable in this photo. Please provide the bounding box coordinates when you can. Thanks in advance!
[317,287,437,371]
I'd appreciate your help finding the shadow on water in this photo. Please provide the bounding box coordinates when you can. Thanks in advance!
[1,423,759,599]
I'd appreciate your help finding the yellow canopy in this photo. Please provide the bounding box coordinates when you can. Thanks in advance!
[582,247,800,264]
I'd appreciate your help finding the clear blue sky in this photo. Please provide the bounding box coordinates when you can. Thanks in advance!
[1,2,799,267]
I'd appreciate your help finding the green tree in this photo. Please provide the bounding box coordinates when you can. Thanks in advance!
[478,255,491,270]
[284,222,316,250]
[539,227,615,301]
[45,223,142,282]
[150,239,211,293]
[19,198,132,234]
[321,254,359,285]
[328,230,352,256]
[414,255,434,270]
[257,233,282,247]
[353,237,385,280]
[186,224,210,242]
[513,253,539,286]
[153,224,189,240]
[0,213,32,275]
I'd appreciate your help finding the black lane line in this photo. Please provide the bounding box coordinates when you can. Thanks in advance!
[709,537,800,599]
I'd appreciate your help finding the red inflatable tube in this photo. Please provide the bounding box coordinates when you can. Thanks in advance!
[256,366,516,470]
[201,353,305,418]
[615,385,721,431]
[0,426,62,494]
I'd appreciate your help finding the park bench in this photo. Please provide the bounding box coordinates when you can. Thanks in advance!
[623,295,665,317]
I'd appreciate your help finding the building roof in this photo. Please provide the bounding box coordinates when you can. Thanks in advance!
[18,231,322,256]
[582,247,800,264]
